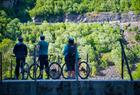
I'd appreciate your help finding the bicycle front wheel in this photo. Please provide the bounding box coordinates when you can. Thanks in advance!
[29,63,41,79]
[49,62,61,79]
[78,61,90,79]
[23,63,29,80]
[62,63,68,79]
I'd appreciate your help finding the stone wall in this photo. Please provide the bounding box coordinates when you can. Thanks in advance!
[0,80,140,95]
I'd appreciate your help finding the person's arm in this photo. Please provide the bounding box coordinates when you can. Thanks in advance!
[25,45,28,57]
[13,44,17,55]
[36,42,41,53]
[63,44,67,56]
[76,47,79,59]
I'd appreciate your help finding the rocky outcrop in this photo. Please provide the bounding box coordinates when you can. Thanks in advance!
[33,12,140,24]
[64,12,140,23]
[0,0,16,8]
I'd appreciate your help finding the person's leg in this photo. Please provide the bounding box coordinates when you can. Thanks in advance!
[71,59,76,79]
[15,58,20,79]
[65,56,71,78]
[21,58,25,79]
[39,55,44,79]
[44,55,49,79]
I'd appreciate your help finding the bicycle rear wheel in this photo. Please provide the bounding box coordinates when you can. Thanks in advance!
[19,62,29,80]
[29,63,41,79]
[78,61,90,79]
[49,62,61,79]
[22,63,29,80]
[62,63,68,79]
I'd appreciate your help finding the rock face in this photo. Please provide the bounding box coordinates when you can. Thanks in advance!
[0,0,16,8]
[65,12,140,23]
[33,12,140,24]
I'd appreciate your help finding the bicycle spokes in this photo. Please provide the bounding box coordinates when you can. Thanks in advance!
[49,62,61,79]
[29,64,40,79]
[78,62,90,79]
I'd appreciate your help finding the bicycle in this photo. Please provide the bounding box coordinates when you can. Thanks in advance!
[48,53,62,79]
[11,55,29,80]
[62,53,90,79]
[29,45,41,80]
[29,47,62,80]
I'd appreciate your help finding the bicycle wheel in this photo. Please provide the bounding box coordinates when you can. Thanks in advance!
[22,63,29,80]
[49,62,61,79]
[19,62,29,80]
[62,63,68,79]
[78,61,90,79]
[29,63,41,79]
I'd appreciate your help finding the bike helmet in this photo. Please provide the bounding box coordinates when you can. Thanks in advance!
[68,37,74,44]
[40,35,45,40]
[18,36,23,42]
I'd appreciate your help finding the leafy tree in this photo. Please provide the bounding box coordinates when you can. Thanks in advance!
[131,0,140,14]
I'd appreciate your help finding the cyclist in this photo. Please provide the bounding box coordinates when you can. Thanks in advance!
[63,37,79,79]
[13,36,28,79]
[37,35,49,79]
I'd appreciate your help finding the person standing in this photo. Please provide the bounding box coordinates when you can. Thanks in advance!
[38,35,49,79]
[13,36,28,79]
[63,37,79,79]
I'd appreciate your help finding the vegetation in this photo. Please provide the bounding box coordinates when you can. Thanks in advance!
[0,0,140,79]
[1,21,140,79]
[29,0,140,20]
[1,0,140,21]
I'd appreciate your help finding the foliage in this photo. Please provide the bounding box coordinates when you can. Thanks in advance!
[132,63,140,80]
[0,0,35,22]
[135,33,140,42]
[131,0,140,14]
[0,39,14,79]
[29,0,140,20]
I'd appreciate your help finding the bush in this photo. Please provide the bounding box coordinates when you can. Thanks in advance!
[132,63,140,80]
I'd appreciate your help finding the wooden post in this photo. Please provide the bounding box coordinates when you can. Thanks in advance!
[86,53,89,63]
[34,45,37,81]
[0,52,2,82]
[75,45,78,81]
[123,50,133,81]
[119,39,133,81]
[119,39,124,79]
[10,58,13,79]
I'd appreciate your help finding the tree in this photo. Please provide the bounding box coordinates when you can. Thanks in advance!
[131,0,140,14]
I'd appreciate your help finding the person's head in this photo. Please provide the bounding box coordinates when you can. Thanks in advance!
[68,37,74,44]
[40,35,45,40]
[18,36,23,42]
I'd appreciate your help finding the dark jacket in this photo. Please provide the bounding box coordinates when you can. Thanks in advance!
[13,42,28,58]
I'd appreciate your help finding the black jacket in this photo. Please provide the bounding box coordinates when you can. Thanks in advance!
[13,42,28,58]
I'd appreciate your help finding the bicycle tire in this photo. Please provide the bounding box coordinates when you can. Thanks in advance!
[78,61,90,79]
[22,63,29,80]
[62,63,68,79]
[19,62,29,80]
[49,62,62,79]
[29,63,41,79]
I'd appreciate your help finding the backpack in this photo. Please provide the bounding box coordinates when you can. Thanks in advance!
[67,44,76,59]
